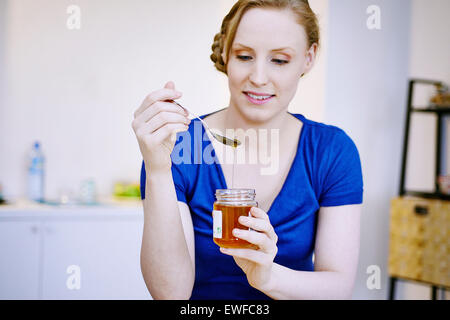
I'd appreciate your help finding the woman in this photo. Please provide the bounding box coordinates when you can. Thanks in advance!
[132,0,363,300]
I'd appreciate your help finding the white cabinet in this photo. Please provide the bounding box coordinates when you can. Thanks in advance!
[0,220,41,299]
[0,204,152,299]
[41,218,149,299]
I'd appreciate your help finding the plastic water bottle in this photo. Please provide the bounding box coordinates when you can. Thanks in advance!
[27,141,45,202]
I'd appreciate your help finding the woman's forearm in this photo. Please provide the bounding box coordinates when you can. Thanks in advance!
[140,168,194,299]
[259,263,355,300]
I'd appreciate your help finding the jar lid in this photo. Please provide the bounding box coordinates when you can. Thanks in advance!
[215,188,255,201]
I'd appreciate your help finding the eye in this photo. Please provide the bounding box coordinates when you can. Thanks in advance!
[272,58,289,65]
[237,55,253,61]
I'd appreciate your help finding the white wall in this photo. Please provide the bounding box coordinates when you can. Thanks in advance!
[409,0,450,82]
[0,0,327,202]
[0,1,6,151]
[324,0,412,299]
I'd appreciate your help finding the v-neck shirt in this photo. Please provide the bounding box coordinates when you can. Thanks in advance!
[140,112,363,300]
[205,112,303,214]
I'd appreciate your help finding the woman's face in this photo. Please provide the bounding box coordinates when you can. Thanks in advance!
[224,8,316,124]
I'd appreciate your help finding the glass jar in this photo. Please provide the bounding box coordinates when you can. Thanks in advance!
[212,188,258,249]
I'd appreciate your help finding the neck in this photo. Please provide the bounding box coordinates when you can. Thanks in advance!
[218,104,296,159]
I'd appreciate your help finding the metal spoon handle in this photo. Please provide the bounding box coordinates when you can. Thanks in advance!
[171,100,218,134]
[170,100,241,147]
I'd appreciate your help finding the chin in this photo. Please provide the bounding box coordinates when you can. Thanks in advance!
[236,101,281,125]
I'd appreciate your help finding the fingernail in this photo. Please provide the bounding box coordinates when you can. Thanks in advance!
[233,228,241,236]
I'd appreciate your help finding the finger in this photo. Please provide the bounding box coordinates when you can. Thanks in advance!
[220,247,270,265]
[164,81,175,90]
[250,207,269,220]
[135,108,189,137]
[134,88,182,119]
[238,215,271,234]
[232,228,275,253]
[136,114,189,139]
[246,208,278,242]
[151,122,190,145]
[145,111,191,134]
[134,101,188,128]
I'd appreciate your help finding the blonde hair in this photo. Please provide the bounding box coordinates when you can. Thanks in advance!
[210,0,320,75]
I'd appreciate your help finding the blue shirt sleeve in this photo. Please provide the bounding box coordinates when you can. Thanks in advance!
[140,160,188,203]
[140,161,145,200]
[318,130,364,207]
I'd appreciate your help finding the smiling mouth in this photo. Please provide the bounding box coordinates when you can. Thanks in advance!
[243,92,275,101]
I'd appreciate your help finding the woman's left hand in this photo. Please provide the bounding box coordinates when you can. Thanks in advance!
[220,207,278,292]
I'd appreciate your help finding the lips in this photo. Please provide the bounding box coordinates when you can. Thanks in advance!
[243,91,275,105]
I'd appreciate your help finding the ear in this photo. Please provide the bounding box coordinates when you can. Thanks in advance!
[302,43,318,76]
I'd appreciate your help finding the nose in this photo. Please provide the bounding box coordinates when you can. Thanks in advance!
[248,59,268,87]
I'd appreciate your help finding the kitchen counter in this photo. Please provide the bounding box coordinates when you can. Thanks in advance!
[0,197,143,220]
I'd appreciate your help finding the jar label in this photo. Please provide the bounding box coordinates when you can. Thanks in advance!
[212,210,222,239]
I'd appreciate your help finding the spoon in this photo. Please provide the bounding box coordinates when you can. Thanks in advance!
[169,100,241,148]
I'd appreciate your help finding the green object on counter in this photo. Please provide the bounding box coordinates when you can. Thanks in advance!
[113,183,140,198]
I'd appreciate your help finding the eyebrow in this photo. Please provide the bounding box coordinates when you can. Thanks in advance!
[232,43,295,53]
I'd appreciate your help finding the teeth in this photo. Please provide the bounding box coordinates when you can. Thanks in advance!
[247,93,272,100]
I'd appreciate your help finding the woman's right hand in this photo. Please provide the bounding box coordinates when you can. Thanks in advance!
[132,81,191,173]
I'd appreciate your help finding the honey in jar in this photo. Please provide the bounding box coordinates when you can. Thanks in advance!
[212,189,258,249]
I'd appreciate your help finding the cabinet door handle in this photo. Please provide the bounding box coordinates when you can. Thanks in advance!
[30,225,39,234]
[414,205,428,216]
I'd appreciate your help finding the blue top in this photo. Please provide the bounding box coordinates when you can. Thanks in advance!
[140,112,363,300]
